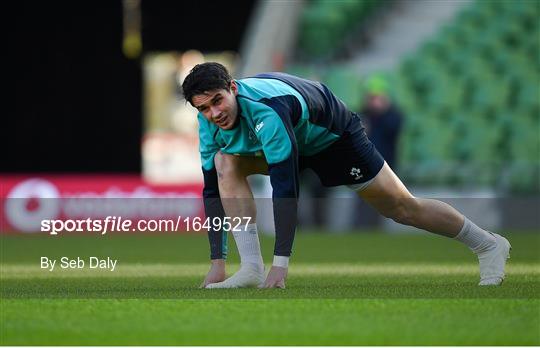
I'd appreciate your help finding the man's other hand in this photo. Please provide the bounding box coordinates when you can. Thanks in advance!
[261,266,287,289]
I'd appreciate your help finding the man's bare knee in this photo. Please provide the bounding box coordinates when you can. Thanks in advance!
[214,152,268,179]
[214,152,242,179]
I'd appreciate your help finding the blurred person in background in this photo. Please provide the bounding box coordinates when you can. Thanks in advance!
[182,62,511,289]
[361,75,403,170]
[355,75,405,228]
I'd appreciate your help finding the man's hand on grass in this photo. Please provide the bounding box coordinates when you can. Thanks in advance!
[260,266,287,289]
[200,259,226,288]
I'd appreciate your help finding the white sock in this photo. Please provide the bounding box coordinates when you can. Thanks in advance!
[231,223,264,272]
[454,216,496,254]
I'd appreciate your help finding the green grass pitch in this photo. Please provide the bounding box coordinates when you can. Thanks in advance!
[1,231,539,345]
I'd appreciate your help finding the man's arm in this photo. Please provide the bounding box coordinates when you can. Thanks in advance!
[198,114,228,261]
[268,153,299,258]
[198,114,229,287]
[247,102,300,268]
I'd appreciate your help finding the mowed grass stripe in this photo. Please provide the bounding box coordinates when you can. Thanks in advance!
[1,262,539,278]
[1,299,539,345]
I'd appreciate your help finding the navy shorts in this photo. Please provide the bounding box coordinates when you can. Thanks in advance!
[299,114,385,188]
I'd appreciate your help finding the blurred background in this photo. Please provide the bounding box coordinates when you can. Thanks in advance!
[5,0,540,234]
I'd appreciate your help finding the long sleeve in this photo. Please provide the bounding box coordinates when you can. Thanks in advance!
[248,101,300,257]
[198,114,227,260]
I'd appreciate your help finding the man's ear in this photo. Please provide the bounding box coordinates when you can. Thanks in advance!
[230,80,238,96]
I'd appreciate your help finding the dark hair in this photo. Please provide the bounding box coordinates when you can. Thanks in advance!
[182,62,232,105]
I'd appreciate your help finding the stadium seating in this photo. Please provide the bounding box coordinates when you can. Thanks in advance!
[297,0,379,60]
[394,0,539,192]
[289,0,539,193]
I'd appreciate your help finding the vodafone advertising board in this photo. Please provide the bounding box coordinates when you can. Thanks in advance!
[0,175,204,233]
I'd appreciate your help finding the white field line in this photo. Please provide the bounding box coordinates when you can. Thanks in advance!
[1,263,539,279]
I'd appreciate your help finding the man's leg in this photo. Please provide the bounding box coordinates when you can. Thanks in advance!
[206,152,269,289]
[356,162,511,285]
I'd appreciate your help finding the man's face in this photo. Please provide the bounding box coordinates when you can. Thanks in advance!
[192,81,239,130]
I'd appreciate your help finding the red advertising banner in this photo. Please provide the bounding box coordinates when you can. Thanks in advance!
[0,175,204,233]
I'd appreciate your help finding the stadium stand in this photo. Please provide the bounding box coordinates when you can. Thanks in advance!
[297,0,379,60]
[290,0,540,193]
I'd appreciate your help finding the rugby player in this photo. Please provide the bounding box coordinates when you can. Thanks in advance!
[182,62,511,289]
